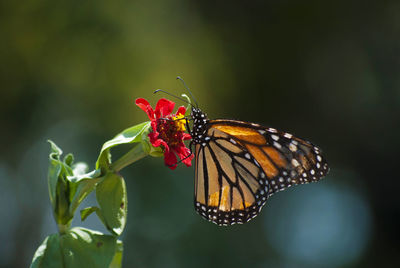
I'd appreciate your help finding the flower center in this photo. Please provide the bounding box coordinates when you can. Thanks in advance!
[157,116,187,147]
[172,114,187,132]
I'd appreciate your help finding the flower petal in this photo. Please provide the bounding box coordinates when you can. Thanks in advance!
[155,98,175,118]
[176,106,186,116]
[182,133,192,140]
[136,98,155,119]
[148,131,159,143]
[164,150,178,170]
[174,145,193,167]
[149,132,169,151]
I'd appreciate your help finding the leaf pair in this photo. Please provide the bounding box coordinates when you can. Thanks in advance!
[31,227,122,268]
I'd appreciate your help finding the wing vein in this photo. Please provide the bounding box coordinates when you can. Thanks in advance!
[202,147,209,206]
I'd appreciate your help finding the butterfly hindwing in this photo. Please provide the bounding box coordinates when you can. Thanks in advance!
[194,129,270,225]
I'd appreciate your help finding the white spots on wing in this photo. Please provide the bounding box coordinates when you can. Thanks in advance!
[271,134,279,141]
[316,163,321,169]
[260,172,266,179]
[279,177,284,183]
[268,128,278,133]
[284,133,293,139]
[230,138,237,144]
[310,169,315,175]
[205,137,211,141]
[291,140,298,145]
[289,143,297,152]
[202,143,207,147]
[273,141,282,149]
[291,159,300,167]
[258,130,266,135]
[316,155,322,162]
[245,153,251,159]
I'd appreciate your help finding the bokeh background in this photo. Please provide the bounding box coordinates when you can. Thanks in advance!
[1,0,399,267]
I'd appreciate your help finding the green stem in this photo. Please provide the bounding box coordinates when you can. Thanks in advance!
[57,223,70,234]
[110,143,148,172]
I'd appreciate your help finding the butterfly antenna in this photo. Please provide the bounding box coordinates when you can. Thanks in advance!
[176,76,199,108]
[153,89,191,106]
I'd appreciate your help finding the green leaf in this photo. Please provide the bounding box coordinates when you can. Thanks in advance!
[80,206,99,221]
[96,121,151,170]
[63,153,74,166]
[55,175,72,226]
[30,234,63,268]
[96,172,127,235]
[80,206,108,230]
[48,140,62,159]
[47,147,63,212]
[47,141,74,225]
[67,168,102,216]
[61,227,122,268]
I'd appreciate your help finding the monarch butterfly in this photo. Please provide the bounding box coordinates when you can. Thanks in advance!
[156,79,329,226]
[190,108,329,226]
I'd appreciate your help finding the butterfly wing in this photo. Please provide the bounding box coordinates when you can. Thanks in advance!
[194,119,329,226]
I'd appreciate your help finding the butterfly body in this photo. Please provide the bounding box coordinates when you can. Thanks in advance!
[190,107,329,226]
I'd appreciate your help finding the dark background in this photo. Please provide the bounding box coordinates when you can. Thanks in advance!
[1,0,399,267]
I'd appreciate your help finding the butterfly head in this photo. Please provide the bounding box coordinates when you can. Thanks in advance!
[190,107,209,144]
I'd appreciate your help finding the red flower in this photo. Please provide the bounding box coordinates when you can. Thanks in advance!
[136,98,193,169]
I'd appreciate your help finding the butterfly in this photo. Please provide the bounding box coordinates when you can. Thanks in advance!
[189,106,329,226]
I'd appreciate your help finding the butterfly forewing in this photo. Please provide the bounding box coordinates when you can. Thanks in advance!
[209,120,329,192]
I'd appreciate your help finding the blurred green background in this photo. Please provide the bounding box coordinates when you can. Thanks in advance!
[1,0,399,267]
